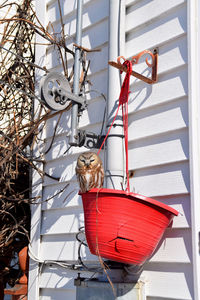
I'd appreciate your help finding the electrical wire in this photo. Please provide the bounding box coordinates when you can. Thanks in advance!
[28,243,82,270]
[76,226,103,273]
[28,227,103,273]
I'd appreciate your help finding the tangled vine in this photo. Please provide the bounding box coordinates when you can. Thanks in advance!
[0,0,93,293]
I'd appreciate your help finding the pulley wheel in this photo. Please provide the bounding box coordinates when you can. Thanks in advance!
[39,72,71,110]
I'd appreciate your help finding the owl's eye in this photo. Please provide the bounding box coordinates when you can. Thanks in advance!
[80,159,85,163]
[90,159,95,162]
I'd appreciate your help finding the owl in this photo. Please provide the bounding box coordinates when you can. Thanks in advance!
[76,152,104,193]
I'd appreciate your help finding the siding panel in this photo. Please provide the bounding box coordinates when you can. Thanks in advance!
[39,266,97,289]
[126,0,186,33]
[41,207,84,235]
[128,97,188,141]
[149,228,192,263]
[42,182,81,210]
[154,194,191,229]
[32,2,110,298]
[47,0,108,29]
[40,288,76,300]
[126,4,187,56]
[32,0,194,299]
[130,161,190,197]
[40,229,192,264]
[129,67,188,113]
[143,264,193,299]
[41,198,187,234]
[129,128,189,170]
[125,1,192,298]
[40,233,95,261]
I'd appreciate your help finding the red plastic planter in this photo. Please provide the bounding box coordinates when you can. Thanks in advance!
[81,188,178,265]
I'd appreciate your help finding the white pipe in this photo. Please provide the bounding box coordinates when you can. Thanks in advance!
[105,0,124,189]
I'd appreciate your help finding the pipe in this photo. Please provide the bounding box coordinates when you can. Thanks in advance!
[105,0,124,189]
[69,0,83,146]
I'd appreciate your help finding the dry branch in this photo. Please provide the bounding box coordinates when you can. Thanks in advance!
[0,0,92,289]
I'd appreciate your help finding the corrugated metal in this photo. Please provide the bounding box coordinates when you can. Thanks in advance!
[30,0,194,299]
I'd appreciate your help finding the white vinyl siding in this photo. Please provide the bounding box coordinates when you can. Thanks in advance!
[125,0,193,299]
[29,0,196,299]
[30,0,108,299]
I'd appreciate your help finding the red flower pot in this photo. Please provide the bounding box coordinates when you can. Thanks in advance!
[81,188,178,265]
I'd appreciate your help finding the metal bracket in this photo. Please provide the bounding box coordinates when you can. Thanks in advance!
[39,72,87,111]
[74,273,84,286]
[108,48,158,84]
[77,130,105,149]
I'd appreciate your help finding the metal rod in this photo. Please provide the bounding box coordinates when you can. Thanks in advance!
[69,0,83,146]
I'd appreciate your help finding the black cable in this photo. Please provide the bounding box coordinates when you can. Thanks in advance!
[76,226,87,247]
[76,226,102,273]
[63,145,72,154]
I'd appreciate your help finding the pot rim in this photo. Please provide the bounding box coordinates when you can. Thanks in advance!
[80,188,179,216]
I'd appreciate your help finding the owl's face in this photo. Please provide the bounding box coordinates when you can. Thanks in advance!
[76,152,101,169]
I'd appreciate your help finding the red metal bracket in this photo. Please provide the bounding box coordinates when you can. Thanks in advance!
[108,49,158,84]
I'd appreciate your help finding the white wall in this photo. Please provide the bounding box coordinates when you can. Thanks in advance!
[29,0,108,299]
[126,1,193,299]
[29,0,195,299]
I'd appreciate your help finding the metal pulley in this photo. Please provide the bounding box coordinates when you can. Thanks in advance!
[39,72,87,111]
[39,72,105,149]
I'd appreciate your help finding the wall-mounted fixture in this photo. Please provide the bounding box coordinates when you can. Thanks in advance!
[75,277,146,300]
[109,48,158,84]
[39,72,105,149]
[39,71,87,111]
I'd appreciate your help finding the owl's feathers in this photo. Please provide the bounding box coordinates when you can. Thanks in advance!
[76,152,104,193]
